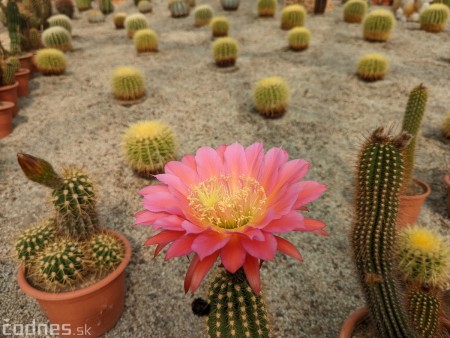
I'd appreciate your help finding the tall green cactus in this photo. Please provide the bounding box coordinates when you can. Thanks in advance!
[401,84,428,189]
[352,127,418,338]
[5,0,22,55]
[407,288,442,338]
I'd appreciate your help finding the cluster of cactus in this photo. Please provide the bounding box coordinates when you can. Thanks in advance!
[111,66,146,101]
[75,0,92,11]
[138,0,153,14]
[87,9,105,23]
[281,5,306,30]
[125,13,149,38]
[114,12,127,29]
[258,0,277,17]
[42,26,72,52]
[35,48,67,75]
[99,0,114,15]
[363,9,395,42]
[288,27,311,51]
[356,53,388,81]
[55,0,75,19]
[122,120,177,177]
[47,14,73,34]
[253,76,290,118]
[169,0,190,18]
[343,0,367,23]
[442,112,450,139]
[221,0,240,11]
[419,4,449,33]
[211,16,229,37]
[212,37,238,67]
[133,29,158,53]
[194,5,213,27]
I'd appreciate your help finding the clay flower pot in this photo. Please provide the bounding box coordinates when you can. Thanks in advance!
[18,230,132,338]
[445,175,450,218]
[0,81,19,116]
[15,68,31,97]
[18,52,34,74]
[397,178,431,229]
[0,101,14,138]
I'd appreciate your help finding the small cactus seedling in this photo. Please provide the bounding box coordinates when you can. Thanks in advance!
[281,5,306,30]
[363,9,396,42]
[55,0,75,19]
[357,53,388,81]
[111,66,146,101]
[253,76,290,118]
[343,0,367,23]
[288,26,311,51]
[124,13,149,38]
[212,37,238,67]
[99,0,114,15]
[221,0,240,11]
[41,26,72,52]
[87,9,105,23]
[441,112,450,139]
[1,61,17,86]
[206,269,271,338]
[258,0,277,17]
[35,48,67,75]
[419,4,449,32]
[75,0,92,11]
[15,219,56,265]
[122,120,177,177]
[138,0,152,13]
[47,14,73,34]
[113,12,127,29]
[210,16,229,37]
[133,29,158,53]
[194,5,213,27]
[169,0,190,18]
[90,232,125,273]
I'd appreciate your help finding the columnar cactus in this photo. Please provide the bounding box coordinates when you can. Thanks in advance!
[55,0,75,19]
[363,9,396,42]
[281,5,306,30]
[124,13,149,38]
[419,4,449,32]
[194,5,213,27]
[1,61,17,86]
[87,9,105,23]
[210,16,229,37]
[401,84,428,188]
[212,37,238,67]
[99,0,114,15]
[29,28,42,50]
[111,66,146,101]
[253,76,290,118]
[406,289,443,338]
[441,112,450,139]
[169,0,190,18]
[133,29,158,53]
[221,0,240,11]
[351,127,416,338]
[138,0,153,13]
[5,0,21,55]
[35,48,67,75]
[90,232,124,273]
[47,14,73,34]
[258,0,277,17]
[288,27,311,51]
[357,53,388,81]
[343,0,367,23]
[122,120,177,177]
[15,219,56,264]
[206,269,271,338]
[113,12,127,29]
[75,0,92,11]
[42,26,72,52]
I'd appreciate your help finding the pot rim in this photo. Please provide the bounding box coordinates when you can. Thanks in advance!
[18,52,34,60]
[445,175,450,187]
[0,101,15,110]
[16,68,31,76]
[17,230,132,302]
[339,307,369,338]
[401,177,431,201]
[0,81,19,92]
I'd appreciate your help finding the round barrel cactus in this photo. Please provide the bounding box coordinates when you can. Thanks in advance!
[281,5,306,30]
[258,0,277,17]
[221,0,240,10]
[133,29,158,53]
[363,9,395,42]
[114,12,127,29]
[357,53,388,81]
[111,66,146,101]
[169,0,190,18]
[253,76,290,118]
[47,14,72,34]
[35,48,67,75]
[194,5,213,27]
[343,0,367,23]
[288,26,311,51]
[212,37,239,67]
[138,0,152,13]
[420,4,449,32]
[41,26,72,52]
[90,232,125,273]
[211,16,229,37]
[125,13,149,38]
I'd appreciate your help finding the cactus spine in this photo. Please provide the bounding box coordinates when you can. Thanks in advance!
[419,4,449,32]
[357,53,388,81]
[1,61,17,86]
[351,127,418,338]
[90,232,124,273]
[194,5,213,27]
[363,9,395,42]
[258,0,277,17]
[206,269,271,338]
[212,37,238,67]
[281,5,306,30]
[343,0,367,23]
[406,289,443,338]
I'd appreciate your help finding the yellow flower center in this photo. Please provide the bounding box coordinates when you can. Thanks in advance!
[187,174,267,230]
[409,230,436,252]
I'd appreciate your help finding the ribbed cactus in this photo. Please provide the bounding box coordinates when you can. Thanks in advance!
[6,0,21,55]
[419,4,449,32]
[406,288,443,338]
[401,84,428,189]
[87,9,105,23]
[47,14,72,34]
[124,13,149,38]
[1,60,17,86]
[90,232,124,273]
[363,9,395,42]
[138,0,152,13]
[15,219,56,265]
[42,26,72,52]
[41,0,53,27]
[258,0,277,17]
[75,0,92,11]
[111,66,146,101]
[441,112,450,139]
[113,12,127,29]
[99,0,114,15]
[211,16,229,37]
[343,0,367,23]
[206,269,271,338]
[352,127,417,338]
[55,0,75,19]
[221,0,240,11]
[288,27,310,51]
[212,37,238,67]
[35,48,67,75]
[194,5,213,27]
[357,53,388,81]
[253,76,290,118]
[169,0,190,18]
[281,5,306,30]
[122,120,177,177]
[133,29,158,53]
[8,57,20,73]
[29,28,41,50]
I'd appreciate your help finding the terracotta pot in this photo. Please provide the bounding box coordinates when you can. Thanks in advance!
[18,52,34,74]
[15,68,31,97]
[397,178,431,229]
[18,230,132,338]
[0,81,19,116]
[0,101,14,138]
[445,175,450,218]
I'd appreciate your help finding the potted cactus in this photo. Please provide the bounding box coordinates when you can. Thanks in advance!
[15,154,131,338]
[0,57,20,116]
[0,100,14,138]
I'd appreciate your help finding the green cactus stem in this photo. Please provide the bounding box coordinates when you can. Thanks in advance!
[210,16,229,37]
[113,12,127,29]
[343,0,367,23]
[133,29,158,53]
[47,14,72,34]
[1,60,17,86]
[138,0,152,13]
[90,232,125,273]
[124,13,149,38]
[357,53,388,81]
[441,112,450,139]
[35,48,67,75]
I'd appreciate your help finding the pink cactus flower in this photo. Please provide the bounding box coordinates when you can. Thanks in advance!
[135,142,327,294]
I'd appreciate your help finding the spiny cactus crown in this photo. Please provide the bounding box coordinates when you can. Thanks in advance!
[169,0,190,17]
[258,0,277,17]
[113,12,127,29]
[138,0,152,13]
[133,29,158,53]
[47,14,72,34]
[288,26,311,51]
[15,219,56,264]
[253,76,290,118]
[420,4,449,32]
[212,37,239,67]
[194,5,213,26]
[281,4,306,30]
[35,48,67,75]
[99,0,114,15]
[357,53,388,81]
[124,13,149,37]
[90,232,125,272]
[210,16,229,37]
[363,9,395,42]
[343,0,368,23]
[111,66,146,101]
[41,26,72,52]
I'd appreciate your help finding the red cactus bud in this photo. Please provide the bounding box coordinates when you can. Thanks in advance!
[17,153,63,189]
